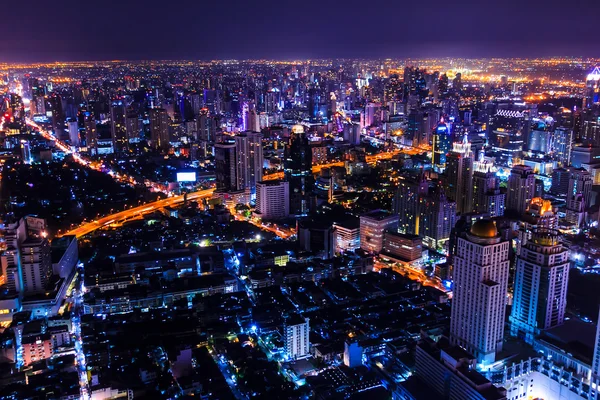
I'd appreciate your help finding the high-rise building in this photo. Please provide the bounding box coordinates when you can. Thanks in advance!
[568,168,593,209]
[234,132,263,194]
[510,229,569,344]
[343,341,363,368]
[214,142,239,192]
[393,171,429,235]
[284,314,310,360]
[450,219,510,365]
[298,220,335,259]
[487,104,534,165]
[432,119,452,170]
[550,167,571,196]
[110,100,127,154]
[21,236,52,294]
[359,210,399,254]
[255,180,289,220]
[285,125,314,216]
[551,127,573,166]
[472,158,504,217]
[67,119,79,146]
[84,112,97,155]
[150,108,170,151]
[445,137,474,214]
[125,114,140,141]
[418,186,457,249]
[507,165,536,214]
[584,66,600,109]
[343,123,361,145]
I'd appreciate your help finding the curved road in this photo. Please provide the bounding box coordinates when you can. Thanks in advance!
[59,189,215,238]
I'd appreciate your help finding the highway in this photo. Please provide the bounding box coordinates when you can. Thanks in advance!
[374,258,450,294]
[59,189,215,237]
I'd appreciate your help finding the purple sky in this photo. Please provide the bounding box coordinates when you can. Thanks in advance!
[2,0,599,62]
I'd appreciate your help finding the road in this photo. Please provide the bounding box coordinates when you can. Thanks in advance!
[72,284,90,399]
[26,118,163,191]
[374,258,450,294]
[207,345,248,400]
[59,189,215,237]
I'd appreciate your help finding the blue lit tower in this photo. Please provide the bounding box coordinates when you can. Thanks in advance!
[585,66,600,109]
[432,117,452,171]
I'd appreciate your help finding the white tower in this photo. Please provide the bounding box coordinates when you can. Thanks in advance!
[450,219,510,365]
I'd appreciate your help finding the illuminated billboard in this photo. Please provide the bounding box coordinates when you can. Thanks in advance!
[177,172,197,182]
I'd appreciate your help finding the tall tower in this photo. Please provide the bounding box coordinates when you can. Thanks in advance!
[285,124,313,216]
[432,118,452,171]
[84,112,97,155]
[234,132,263,195]
[584,66,600,109]
[150,108,170,151]
[450,219,510,365]
[472,157,504,217]
[507,165,536,214]
[214,142,239,192]
[445,137,474,214]
[510,229,569,343]
[110,100,127,154]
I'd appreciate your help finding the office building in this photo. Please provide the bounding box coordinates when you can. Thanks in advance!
[343,341,363,368]
[285,125,314,216]
[550,167,571,196]
[214,142,239,192]
[67,119,79,146]
[84,112,97,155]
[234,132,263,194]
[432,119,451,170]
[445,137,474,214]
[125,114,140,140]
[284,314,310,360]
[150,108,170,151]
[382,231,422,263]
[399,337,507,400]
[551,127,573,166]
[297,220,335,259]
[110,100,127,154]
[359,210,399,254]
[507,165,536,214]
[393,171,429,235]
[450,219,510,365]
[255,180,289,220]
[333,219,360,254]
[510,229,569,343]
[472,159,505,217]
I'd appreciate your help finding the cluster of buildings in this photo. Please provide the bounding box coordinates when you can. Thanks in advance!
[1,59,600,399]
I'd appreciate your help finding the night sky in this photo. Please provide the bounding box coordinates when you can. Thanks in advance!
[2,0,599,62]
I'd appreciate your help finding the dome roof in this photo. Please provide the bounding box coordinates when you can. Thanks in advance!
[292,124,305,134]
[470,219,498,238]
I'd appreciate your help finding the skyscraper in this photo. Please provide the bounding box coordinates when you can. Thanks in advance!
[285,124,313,216]
[150,108,170,151]
[566,168,592,227]
[84,112,97,155]
[445,137,474,214]
[472,158,503,216]
[450,219,510,365]
[234,132,263,194]
[584,66,600,109]
[510,229,569,343]
[214,142,238,192]
[110,100,127,154]
[507,165,536,214]
[432,119,452,171]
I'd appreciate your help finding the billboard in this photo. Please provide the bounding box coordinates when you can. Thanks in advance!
[177,172,197,182]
